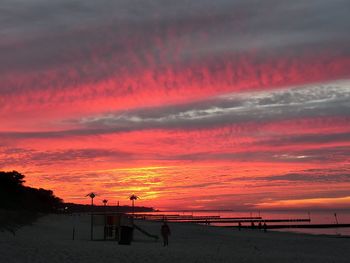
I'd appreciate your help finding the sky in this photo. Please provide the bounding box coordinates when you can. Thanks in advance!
[1,0,350,210]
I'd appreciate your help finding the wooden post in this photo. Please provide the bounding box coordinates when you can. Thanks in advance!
[72,214,76,240]
[334,213,339,225]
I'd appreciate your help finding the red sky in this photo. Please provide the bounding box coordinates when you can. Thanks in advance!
[1,0,350,210]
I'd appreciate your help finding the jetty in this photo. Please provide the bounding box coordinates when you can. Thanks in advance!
[132,213,350,230]
[162,218,310,224]
[229,223,350,229]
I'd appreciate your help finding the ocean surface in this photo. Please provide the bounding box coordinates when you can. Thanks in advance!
[140,210,350,237]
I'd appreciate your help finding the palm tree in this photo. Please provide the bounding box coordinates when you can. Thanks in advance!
[86,192,96,240]
[86,192,96,206]
[129,194,139,216]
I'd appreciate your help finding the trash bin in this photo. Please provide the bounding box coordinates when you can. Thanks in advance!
[118,226,134,245]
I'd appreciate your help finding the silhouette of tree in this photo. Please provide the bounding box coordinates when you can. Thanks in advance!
[129,194,139,215]
[0,171,63,212]
[0,170,25,187]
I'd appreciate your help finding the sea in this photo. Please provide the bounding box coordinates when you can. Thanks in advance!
[140,210,350,237]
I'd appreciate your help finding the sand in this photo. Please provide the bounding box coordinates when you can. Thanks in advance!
[0,214,349,263]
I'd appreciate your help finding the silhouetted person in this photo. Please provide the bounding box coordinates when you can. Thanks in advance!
[161,221,171,246]
[238,222,242,231]
[251,222,255,229]
[263,222,267,232]
[258,221,262,230]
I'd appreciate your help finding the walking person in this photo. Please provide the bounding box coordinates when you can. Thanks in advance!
[263,222,267,232]
[161,221,171,246]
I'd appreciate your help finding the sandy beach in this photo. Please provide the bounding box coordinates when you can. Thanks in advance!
[1,214,349,263]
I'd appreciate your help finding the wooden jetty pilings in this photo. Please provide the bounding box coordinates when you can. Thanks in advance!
[230,223,350,229]
[134,215,220,220]
[165,217,262,221]
[133,213,350,230]
[159,218,310,224]
[135,216,263,222]
[134,214,311,224]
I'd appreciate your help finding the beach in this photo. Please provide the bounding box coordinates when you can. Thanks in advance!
[1,214,349,263]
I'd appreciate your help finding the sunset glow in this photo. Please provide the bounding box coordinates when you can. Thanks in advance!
[1,0,350,210]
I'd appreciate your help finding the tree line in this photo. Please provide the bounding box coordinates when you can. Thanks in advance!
[0,170,155,213]
[0,171,63,212]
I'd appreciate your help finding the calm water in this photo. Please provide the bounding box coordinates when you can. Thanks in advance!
[141,210,350,236]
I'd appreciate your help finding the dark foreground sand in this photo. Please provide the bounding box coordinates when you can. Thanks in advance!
[1,214,349,263]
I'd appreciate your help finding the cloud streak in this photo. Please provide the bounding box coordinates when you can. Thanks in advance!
[78,81,350,131]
